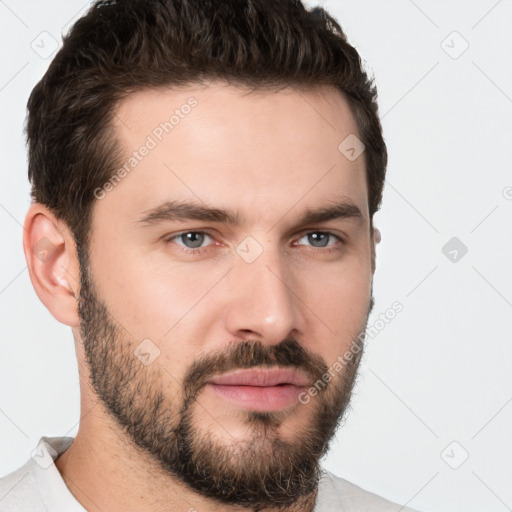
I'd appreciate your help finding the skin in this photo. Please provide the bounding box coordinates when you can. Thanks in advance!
[23,82,379,512]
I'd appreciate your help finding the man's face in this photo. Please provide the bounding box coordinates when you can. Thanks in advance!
[77,83,374,510]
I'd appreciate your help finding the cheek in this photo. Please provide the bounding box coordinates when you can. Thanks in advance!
[297,256,372,362]
[102,257,231,367]
[90,240,206,338]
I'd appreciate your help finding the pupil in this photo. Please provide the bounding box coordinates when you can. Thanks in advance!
[184,232,204,248]
[309,233,328,247]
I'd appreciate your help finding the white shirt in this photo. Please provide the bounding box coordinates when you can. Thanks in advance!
[0,437,421,511]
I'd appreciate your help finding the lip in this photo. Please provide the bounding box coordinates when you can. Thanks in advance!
[205,367,310,412]
[208,367,310,387]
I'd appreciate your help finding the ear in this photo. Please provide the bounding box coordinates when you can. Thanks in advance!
[370,226,381,274]
[23,203,81,327]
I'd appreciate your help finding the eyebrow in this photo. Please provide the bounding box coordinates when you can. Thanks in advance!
[134,198,365,230]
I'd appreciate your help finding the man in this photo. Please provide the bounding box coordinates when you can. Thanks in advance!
[0,0,422,510]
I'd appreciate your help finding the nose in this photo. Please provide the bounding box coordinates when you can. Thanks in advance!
[223,243,304,346]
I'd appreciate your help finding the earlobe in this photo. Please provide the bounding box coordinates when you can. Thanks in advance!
[371,227,381,274]
[373,227,381,244]
[23,204,81,327]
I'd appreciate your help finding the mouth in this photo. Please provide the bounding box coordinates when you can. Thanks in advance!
[205,367,310,412]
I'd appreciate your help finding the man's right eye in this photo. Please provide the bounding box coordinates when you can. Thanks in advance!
[164,231,215,250]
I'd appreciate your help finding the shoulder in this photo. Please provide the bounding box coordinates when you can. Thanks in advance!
[0,460,40,511]
[316,469,423,512]
[0,436,75,512]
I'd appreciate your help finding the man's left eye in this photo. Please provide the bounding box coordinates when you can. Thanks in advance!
[296,232,341,248]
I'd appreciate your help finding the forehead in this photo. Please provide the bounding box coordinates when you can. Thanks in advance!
[99,82,368,229]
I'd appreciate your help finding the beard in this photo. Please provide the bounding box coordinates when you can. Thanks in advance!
[76,244,373,512]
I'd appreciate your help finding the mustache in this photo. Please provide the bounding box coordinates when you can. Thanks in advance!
[181,338,328,404]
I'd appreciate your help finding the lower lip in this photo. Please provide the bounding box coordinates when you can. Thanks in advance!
[206,383,306,412]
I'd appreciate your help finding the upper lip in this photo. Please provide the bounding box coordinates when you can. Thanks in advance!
[208,367,310,387]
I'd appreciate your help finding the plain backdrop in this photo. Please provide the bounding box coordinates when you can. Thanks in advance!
[1,1,511,511]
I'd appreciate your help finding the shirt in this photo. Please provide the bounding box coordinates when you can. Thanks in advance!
[0,436,421,511]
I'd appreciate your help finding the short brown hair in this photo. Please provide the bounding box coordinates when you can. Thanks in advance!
[26,0,387,251]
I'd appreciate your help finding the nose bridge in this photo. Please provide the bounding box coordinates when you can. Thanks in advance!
[224,236,301,343]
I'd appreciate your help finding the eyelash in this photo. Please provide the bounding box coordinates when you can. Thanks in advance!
[163,230,344,255]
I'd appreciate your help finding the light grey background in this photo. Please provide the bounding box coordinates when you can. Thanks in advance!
[1,1,511,511]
